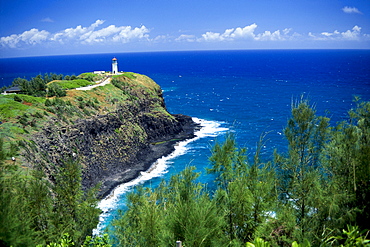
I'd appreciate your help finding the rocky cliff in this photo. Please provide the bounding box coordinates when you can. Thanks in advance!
[16,73,198,198]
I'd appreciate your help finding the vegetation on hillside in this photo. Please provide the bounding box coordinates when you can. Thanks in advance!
[0,72,168,151]
[0,72,172,246]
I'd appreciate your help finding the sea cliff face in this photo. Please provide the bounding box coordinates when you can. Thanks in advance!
[13,73,197,198]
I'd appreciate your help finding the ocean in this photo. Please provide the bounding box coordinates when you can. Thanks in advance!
[1,50,369,233]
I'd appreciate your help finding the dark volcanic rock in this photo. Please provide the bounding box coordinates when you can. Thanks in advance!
[26,93,198,198]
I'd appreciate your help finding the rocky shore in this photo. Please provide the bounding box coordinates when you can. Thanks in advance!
[96,114,200,198]
[25,111,199,199]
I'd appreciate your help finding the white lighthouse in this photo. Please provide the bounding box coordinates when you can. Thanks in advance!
[112,57,118,74]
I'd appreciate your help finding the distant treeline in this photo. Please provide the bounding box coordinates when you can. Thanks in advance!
[1,73,97,97]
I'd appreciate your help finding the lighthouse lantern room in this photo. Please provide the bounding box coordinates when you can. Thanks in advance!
[112,57,118,74]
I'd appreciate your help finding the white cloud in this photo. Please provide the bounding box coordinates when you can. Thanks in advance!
[175,34,196,42]
[197,23,294,42]
[82,24,124,43]
[256,30,284,41]
[342,6,362,14]
[198,24,258,42]
[41,17,54,23]
[0,28,50,48]
[311,26,363,41]
[110,26,150,43]
[153,35,168,42]
[0,34,20,48]
[0,20,150,48]
[200,31,226,42]
[51,20,105,43]
[23,29,50,44]
[341,26,362,40]
[230,24,258,39]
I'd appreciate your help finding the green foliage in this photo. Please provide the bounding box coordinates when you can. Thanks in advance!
[291,239,311,247]
[51,157,100,245]
[13,94,22,102]
[209,133,277,243]
[115,72,136,79]
[0,139,41,246]
[326,100,370,230]
[9,73,84,97]
[0,140,100,246]
[37,233,112,247]
[45,98,52,106]
[112,99,370,246]
[273,99,332,243]
[13,74,47,97]
[82,234,111,247]
[78,73,103,82]
[324,225,370,247]
[0,96,31,120]
[112,135,276,246]
[246,229,370,247]
[44,97,92,122]
[246,237,271,247]
[47,82,67,97]
[112,166,227,246]
[111,77,129,91]
[51,79,93,90]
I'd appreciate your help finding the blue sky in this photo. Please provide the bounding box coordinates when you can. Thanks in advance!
[0,0,369,57]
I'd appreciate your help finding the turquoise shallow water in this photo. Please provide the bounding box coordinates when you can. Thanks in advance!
[1,50,369,233]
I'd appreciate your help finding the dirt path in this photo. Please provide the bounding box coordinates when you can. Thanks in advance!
[76,77,111,91]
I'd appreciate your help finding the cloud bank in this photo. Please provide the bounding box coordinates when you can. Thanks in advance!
[1,20,368,50]
[197,24,297,42]
[188,24,366,43]
[0,20,149,48]
[309,26,364,41]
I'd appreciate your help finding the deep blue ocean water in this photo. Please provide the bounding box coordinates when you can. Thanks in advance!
[1,50,369,233]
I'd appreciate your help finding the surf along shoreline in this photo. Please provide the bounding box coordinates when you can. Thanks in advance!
[97,115,201,199]
[94,117,229,234]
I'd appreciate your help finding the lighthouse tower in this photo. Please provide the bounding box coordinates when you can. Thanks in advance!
[112,57,118,74]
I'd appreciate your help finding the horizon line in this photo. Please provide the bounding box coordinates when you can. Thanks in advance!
[1,48,370,59]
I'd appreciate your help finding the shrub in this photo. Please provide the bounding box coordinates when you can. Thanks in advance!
[13,95,22,102]
[47,83,66,97]
[34,112,43,118]
[45,99,52,107]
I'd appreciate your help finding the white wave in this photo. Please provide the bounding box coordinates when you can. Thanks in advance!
[93,117,228,235]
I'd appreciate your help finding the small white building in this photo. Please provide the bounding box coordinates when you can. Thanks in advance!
[112,57,118,74]
[93,71,105,74]
[2,86,21,95]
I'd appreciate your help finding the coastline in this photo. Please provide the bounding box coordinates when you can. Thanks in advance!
[93,117,228,234]
[96,114,201,199]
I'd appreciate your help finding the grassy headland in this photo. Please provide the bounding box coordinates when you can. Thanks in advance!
[0,71,196,246]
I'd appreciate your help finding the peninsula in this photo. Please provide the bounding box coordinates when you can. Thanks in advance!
[0,71,198,198]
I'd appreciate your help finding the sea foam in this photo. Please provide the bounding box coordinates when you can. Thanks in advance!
[93,117,228,234]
